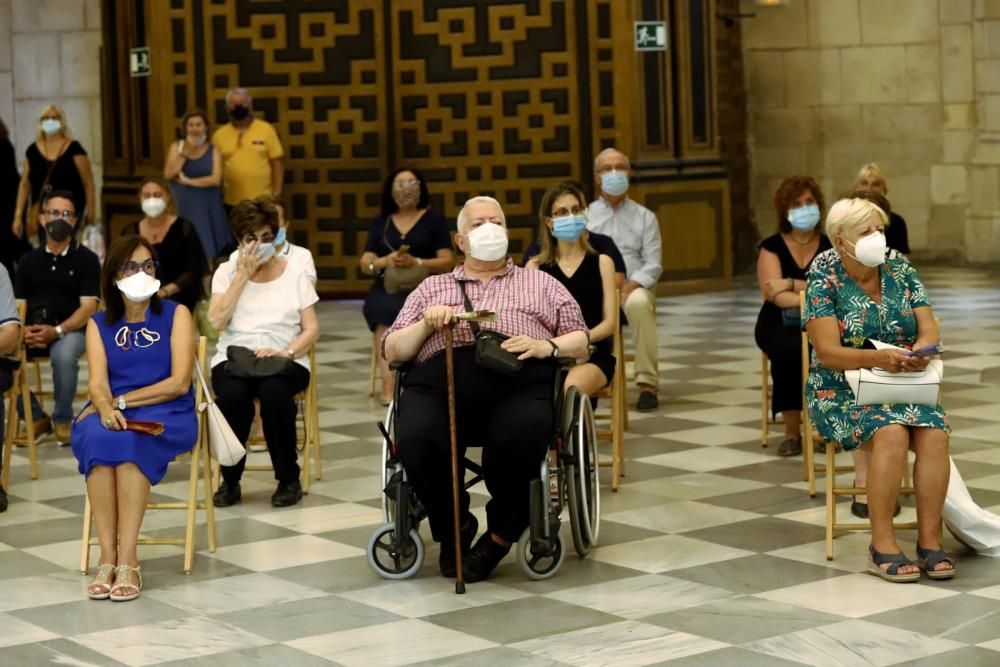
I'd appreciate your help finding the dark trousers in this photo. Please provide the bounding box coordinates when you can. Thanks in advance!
[755,314,804,416]
[396,348,556,544]
[212,362,310,485]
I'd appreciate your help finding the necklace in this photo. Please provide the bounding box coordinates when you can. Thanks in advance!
[114,314,160,351]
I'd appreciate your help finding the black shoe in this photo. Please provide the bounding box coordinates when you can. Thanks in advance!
[777,438,802,456]
[0,486,7,513]
[439,513,479,578]
[850,499,900,519]
[462,533,511,583]
[636,391,659,412]
[213,481,241,507]
[271,480,303,507]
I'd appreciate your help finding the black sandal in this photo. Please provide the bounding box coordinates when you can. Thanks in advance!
[867,545,920,583]
[916,544,956,580]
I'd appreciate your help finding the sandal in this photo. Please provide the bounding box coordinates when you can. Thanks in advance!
[87,563,116,600]
[916,544,956,580]
[777,438,802,456]
[867,545,920,583]
[109,564,143,601]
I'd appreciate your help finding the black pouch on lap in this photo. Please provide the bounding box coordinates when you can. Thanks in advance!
[224,345,295,378]
[457,280,522,375]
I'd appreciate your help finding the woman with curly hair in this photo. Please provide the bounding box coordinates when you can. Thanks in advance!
[754,176,831,456]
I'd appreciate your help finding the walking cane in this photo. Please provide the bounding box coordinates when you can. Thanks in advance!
[445,309,496,595]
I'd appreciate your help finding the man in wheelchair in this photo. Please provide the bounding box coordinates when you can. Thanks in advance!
[382,196,590,583]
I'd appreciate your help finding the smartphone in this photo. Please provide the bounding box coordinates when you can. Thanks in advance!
[907,342,944,357]
[398,244,410,255]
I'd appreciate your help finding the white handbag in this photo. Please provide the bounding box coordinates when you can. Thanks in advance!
[845,340,943,407]
[944,458,1000,557]
[193,361,246,467]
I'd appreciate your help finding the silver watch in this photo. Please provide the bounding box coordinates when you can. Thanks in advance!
[117,395,127,410]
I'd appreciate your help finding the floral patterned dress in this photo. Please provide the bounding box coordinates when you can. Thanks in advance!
[803,249,950,450]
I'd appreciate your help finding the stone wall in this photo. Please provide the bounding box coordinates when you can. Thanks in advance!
[741,0,1000,263]
[0,0,103,219]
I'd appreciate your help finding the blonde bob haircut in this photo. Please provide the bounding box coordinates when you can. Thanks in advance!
[35,104,71,142]
[855,162,888,192]
[456,195,506,234]
[825,197,889,242]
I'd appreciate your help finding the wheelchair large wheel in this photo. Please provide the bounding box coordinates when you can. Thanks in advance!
[367,523,424,580]
[517,527,565,580]
[380,402,395,524]
[565,390,600,556]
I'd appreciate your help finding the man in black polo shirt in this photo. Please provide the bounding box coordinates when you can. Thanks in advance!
[14,190,100,444]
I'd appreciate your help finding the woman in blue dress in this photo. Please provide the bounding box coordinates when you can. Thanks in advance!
[164,108,232,259]
[71,235,197,602]
[804,197,953,583]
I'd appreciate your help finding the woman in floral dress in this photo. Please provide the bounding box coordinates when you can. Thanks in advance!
[803,197,954,583]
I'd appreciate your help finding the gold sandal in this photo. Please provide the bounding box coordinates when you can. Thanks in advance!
[109,564,142,602]
[87,563,116,600]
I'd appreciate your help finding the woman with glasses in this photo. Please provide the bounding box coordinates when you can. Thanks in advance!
[527,181,617,397]
[360,167,453,404]
[12,105,95,241]
[120,176,207,313]
[71,235,198,602]
[207,197,319,509]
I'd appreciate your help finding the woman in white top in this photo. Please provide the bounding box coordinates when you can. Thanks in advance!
[228,194,317,285]
[207,197,319,508]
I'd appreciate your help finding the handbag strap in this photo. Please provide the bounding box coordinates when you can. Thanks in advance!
[456,279,480,336]
[193,358,214,405]
[38,140,68,197]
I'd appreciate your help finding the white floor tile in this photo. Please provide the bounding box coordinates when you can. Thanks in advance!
[591,534,753,573]
[340,578,531,618]
[203,534,362,571]
[755,573,958,618]
[145,572,328,615]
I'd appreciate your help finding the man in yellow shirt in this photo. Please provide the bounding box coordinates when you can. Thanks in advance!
[212,88,284,210]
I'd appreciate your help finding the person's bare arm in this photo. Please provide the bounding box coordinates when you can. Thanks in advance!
[270,157,284,195]
[807,316,914,372]
[12,159,30,237]
[178,146,223,187]
[757,248,801,309]
[589,254,617,343]
[164,140,186,180]
[208,243,264,331]
[422,247,453,274]
[74,154,95,224]
[286,305,319,357]
[24,298,99,349]
[83,319,126,430]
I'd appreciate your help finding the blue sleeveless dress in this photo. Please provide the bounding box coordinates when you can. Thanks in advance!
[71,300,198,484]
[170,145,232,258]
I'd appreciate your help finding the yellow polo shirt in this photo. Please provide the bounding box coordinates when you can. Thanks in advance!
[212,118,284,205]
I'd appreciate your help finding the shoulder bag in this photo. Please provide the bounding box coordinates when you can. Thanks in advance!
[27,140,68,237]
[844,340,943,407]
[193,359,246,467]
[457,280,522,375]
[224,345,294,378]
[381,217,429,295]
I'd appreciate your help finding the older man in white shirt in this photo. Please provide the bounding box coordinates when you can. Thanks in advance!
[587,148,663,411]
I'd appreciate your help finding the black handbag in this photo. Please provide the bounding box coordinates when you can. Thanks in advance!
[224,345,295,379]
[458,280,522,375]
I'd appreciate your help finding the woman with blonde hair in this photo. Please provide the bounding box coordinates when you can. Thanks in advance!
[853,162,909,255]
[120,176,207,312]
[12,105,95,239]
[805,197,953,582]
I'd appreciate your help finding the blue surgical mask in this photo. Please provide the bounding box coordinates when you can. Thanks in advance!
[600,170,629,197]
[788,204,820,231]
[273,227,287,248]
[41,119,62,136]
[256,243,275,261]
[551,215,587,242]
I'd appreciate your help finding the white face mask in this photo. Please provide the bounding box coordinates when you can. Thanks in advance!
[465,222,508,261]
[116,272,161,303]
[187,133,207,147]
[141,197,167,218]
[41,119,62,136]
[844,231,887,267]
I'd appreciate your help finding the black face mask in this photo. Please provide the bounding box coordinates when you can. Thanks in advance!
[45,219,73,242]
[230,105,250,121]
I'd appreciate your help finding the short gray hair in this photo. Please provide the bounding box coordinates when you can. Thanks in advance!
[225,87,252,107]
[826,197,888,241]
[593,147,631,171]
[456,196,505,234]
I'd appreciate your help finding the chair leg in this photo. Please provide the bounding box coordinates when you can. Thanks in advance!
[2,386,16,492]
[826,443,836,560]
[202,432,217,553]
[761,355,769,447]
[19,367,38,480]
[80,494,93,574]
[368,334,378,398]
[311,387,321,481]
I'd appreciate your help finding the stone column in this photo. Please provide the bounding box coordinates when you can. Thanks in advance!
[967,0,1000,262]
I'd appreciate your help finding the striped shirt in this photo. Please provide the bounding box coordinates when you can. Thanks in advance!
[382,259,589,364]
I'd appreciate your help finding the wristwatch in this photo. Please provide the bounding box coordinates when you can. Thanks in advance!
[54,325,65,339]
[547,340,559,358]
[286,347,295,359]
[368,260,376,274]
[117,395,127,411]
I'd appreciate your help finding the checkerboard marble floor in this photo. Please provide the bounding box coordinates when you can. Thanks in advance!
[2,265,999,666]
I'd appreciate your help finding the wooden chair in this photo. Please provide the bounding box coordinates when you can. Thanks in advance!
[241,346,322,492]
[368,333,379,398]
[595,291,626,491]
[5,302,41,480]
[759,352,784,448]
[80,336,218,574]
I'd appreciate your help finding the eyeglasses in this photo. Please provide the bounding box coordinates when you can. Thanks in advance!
[119,259,159,277]
[551,206,584,218]
[394,179,420,188]
[43,209,77,220]
[595,164,628,174]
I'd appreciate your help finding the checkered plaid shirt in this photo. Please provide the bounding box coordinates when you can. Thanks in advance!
[382,259,589,364]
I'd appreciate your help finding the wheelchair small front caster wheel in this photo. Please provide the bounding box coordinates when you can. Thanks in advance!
[517,527,565,580]
[367,523,424,579]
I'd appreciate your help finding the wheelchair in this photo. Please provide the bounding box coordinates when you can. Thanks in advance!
[366,362,600,581]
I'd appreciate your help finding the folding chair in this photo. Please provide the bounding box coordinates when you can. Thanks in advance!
[80,336,217,574]
[241,346,321,492]
[596,291,626,491]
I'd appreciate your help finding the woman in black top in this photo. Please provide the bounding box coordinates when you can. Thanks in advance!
[121,176,207,312]
[528,181,617,396]
[360,168,454,403]
[13,105,95,238]
[0,116,29,275]
[754,176,832,457]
